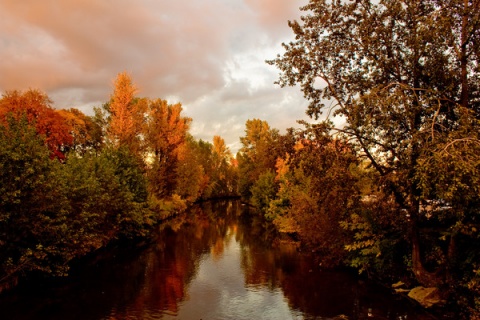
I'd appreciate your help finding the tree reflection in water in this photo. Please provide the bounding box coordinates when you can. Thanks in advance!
[0,200,435,320]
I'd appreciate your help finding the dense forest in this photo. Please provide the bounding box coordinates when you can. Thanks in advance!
[1,0,480,318]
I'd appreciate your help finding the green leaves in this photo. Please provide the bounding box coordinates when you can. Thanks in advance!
[0,117,154,282]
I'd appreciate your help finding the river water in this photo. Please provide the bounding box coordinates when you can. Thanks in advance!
[0,200,436,320]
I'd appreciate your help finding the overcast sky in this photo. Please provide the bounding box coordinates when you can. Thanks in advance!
[0,0,312,153]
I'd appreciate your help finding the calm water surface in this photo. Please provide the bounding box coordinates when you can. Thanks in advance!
[0,200,436,320]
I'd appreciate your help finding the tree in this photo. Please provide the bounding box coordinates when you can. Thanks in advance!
[190,139,216,199]
[0,115,71,280]
[62,147,152,241]
[0,89,73,160]
[268,125,360,266]
[251,170,278,212]
[106,72,146,155]
[0,114,153,284]
[145,99,191,198]
[211,136,237,197]
[174,135,205,203]
[57,108,103,155]
[268,0,480,288]
[238,119,280,198]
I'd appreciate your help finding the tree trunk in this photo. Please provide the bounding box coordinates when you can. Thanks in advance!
[446,232,457,284]
[410,216,443,287]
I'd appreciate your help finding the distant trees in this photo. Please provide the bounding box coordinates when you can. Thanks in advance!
[0,72,238,287]
[182,136,238,200]
[144,99,191,198]
[238,120,361,266]
[238,119,285,199]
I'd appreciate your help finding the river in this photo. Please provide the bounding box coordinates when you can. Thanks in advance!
[0,200,436,320]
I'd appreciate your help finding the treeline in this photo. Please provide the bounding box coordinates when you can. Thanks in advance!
[239,0,480,318]
[0,72,237,287]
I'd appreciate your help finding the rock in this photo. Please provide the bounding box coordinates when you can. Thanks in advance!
[392,281,405,288]
[408,286,442,308]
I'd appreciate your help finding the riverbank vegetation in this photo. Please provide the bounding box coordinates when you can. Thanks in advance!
[0,73,238,289]
[1,0,480,317]
[237,0,480,318]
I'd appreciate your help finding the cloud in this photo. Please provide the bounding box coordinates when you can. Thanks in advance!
[0,0,310,152]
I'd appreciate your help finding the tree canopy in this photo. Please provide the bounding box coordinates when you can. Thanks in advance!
[268,0,480,286]
[0,73,238,289]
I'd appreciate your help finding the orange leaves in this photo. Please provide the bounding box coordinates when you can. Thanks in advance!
[0,89,73,159]
[107,72,146,154]
[145,99,191,159]
[56,108,100,153]
[213,135,230,159]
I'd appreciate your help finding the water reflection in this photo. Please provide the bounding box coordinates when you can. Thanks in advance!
[0,200,435,320]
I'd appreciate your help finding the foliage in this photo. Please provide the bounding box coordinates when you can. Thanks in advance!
[148,194,187,221]
[106,72,146,156]
[238,119,279,198]
[0,116,156,283]
[0,89,73,160]
[57,108,103,155]
[251,170,278,213]
[180,137,239,200]
[0,73,239,287]
[210,135,237,197]
[145,99,191,198]
[268,126,361,266]
[175,136,205,202]
[237,119,293,199]
[0,116,71,278]
[268,0,480,315]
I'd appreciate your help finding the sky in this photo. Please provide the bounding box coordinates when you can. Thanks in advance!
[0,0,312,153]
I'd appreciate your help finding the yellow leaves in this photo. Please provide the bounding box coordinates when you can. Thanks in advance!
[344,239,375,252]
[274,215,300,234]
[294,140,305,151]
[275,155,290,180]
[145,99,191,157]
[213,135,231,159]
[56,108,91,147]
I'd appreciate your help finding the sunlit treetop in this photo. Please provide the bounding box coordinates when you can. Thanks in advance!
[0,89,73,159]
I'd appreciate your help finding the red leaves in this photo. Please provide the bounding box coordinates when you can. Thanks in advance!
[0,89,73,160]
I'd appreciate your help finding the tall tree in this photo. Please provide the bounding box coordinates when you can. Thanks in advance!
[106,72,146,155]
[145,99,191,197]
[174,135,206,202]
[238,119,279,198]
[0,116,70,279]
[211,135,236,196]
[268,0,480,287]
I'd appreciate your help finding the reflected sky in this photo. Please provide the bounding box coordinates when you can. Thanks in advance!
[165,230,302,320]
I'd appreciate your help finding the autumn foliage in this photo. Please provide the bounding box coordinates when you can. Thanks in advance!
[0,72,238,289]
[0,90,73,159]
